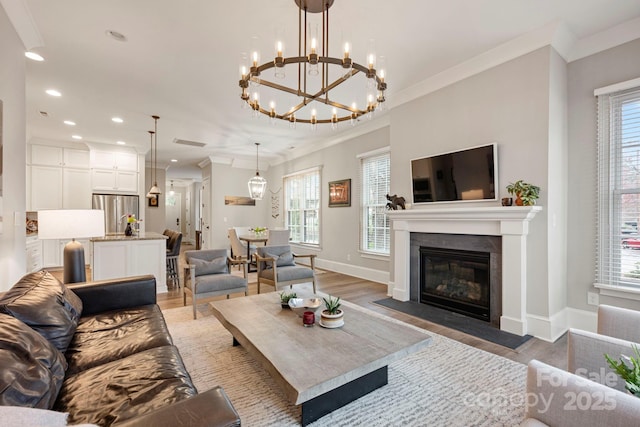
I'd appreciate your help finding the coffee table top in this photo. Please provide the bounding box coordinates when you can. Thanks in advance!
[210,291,431,404]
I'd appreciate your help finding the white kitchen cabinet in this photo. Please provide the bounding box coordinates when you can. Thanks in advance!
[41,238,91,269]
[63,169,92,209]
[91,169,138,192]
[30,145,91,211]
[31,166,64,210]
[90,150,138,172]
[26,237,43,273]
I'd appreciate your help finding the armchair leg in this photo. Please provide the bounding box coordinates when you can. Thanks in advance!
[257,279,261,294]
[312,278,316,293]
[192,296,197,320]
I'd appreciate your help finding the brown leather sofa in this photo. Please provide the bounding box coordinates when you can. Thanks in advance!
[0,271,241,426]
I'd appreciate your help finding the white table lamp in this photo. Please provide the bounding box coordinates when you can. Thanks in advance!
[38,209,105,283]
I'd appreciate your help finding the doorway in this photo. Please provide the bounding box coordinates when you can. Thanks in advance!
[165,191,182,233]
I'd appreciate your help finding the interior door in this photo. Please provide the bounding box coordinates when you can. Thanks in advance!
[201,178,211,249]
[165,192,182,232]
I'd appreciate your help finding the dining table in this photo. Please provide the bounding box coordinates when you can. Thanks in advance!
[239,234,268,272]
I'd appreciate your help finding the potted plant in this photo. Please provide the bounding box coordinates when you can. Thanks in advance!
[279,291,297,308]
[320,296,344,327]
[506,180,540,206]
[605,345,640,396]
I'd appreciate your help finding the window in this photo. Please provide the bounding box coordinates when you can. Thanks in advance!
[596,85,640,289]
[359,148,390,255]
[284,167,321,245]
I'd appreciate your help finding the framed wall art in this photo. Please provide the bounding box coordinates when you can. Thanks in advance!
[328,179,351,207]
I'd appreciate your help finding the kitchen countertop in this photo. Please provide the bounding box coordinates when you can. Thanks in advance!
[91,232,168,242]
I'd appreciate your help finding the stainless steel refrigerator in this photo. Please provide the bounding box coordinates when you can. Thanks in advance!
[92,194,139,235]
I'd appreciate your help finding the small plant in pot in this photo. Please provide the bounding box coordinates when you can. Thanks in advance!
[279,291,297,308]
[506,180,540,206]
[605,345,640,397]
[321,296,344,327]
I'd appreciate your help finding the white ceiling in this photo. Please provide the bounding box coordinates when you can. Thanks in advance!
[17,0,640,178]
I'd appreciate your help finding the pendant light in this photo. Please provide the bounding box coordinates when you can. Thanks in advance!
[248,142,267,200]
[146,115,161,198]
[169,180,175,196]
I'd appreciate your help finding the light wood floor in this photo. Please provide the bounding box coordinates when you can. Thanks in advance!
[159,243,568,369]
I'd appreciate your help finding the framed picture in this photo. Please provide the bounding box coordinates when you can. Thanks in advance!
[148,194,159,207]
[328,179,351,207]
[225,195,256,206]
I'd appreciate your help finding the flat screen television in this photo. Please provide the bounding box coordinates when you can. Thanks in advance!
[410,143,497,204]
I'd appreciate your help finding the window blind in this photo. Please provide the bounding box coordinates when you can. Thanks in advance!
[360,151,390,254]
[596,87,640,288]
[284,168,320,245]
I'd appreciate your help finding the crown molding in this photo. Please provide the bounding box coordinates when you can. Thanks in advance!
[1,0,43,50]
[568,16,640,62]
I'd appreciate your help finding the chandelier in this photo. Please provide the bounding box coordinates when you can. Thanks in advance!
[146,115,161,198]
[238,0,387,128]
[248,143,267,200]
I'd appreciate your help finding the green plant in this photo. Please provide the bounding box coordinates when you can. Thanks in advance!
[605,344,640,396]
[322,296,342,315]
[279,291,297,304]
[506,180,541,206]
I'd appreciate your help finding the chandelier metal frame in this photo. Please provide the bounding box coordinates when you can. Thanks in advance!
[238,0,387,125]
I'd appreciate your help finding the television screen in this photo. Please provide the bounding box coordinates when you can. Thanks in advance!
[411,143,497,203]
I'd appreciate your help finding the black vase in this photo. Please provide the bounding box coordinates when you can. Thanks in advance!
[125,223,133,236]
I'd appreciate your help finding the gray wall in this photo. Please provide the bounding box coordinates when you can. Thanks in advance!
[389,47,557,318]
[0,6,27,291]
[567,38,640,311]
[144,167,166,233]
[266,127,390,274]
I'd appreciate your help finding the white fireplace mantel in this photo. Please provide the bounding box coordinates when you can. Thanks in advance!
[388,206,542,336]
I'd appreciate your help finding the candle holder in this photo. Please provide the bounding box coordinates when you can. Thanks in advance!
[302,311,315,327]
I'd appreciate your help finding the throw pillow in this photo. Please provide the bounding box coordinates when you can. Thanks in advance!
[190,257,228,276]
[265,251,296,267]
[0,313,67,409]
[0,271,83,353]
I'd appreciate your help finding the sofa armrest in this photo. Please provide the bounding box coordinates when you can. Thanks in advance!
[525,360,640,426]
[114,386,240,427]
[567,328,636,393]
[67,275,157,316]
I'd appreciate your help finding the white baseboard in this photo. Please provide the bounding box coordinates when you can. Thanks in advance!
[315,258,389,285]
[500,315,526,336]
[566,307,598,333]
[525,307,598,342]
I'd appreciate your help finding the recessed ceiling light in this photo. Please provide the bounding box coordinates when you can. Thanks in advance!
[72,135,83,140]
[117,141,126,145]
[63,120,76,126]
[170,159,178,162]
[46,89,61,97]
[25,52,44,61]
[39,111,49,117]
[112,117,124,123]
[106,30,127,42]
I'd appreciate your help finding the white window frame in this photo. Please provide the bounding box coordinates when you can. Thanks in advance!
[358,147,391,256]
[283,166,321,246]
[595,79,640,295]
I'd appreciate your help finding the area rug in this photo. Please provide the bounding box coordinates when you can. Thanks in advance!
[373,298,533,350]
[163,303,527,426]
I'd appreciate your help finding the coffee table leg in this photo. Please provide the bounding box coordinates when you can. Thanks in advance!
[301,366,388,426]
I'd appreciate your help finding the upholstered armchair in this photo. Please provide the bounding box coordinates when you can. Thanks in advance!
[523,305,640,425]
[183,249,248,319]
[255,245,316,294]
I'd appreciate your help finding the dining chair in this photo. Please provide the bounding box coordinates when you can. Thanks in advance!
[266,229,290,246]
[255,245,316,294]
[228,228,256,270]
[164,229,182,288]
[183,249,248,319]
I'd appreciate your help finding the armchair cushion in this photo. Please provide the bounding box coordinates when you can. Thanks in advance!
[264,250,295,267]
[0,271,82,353]
[191,257,228,276]
[0,313,67,409]
[259,265,314,282]
[191,274,247,294]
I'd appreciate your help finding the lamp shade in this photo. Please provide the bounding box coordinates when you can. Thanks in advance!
[248,174,267,200]
[38,209,105,240]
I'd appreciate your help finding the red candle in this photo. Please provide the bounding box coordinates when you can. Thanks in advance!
[303,311,315,327]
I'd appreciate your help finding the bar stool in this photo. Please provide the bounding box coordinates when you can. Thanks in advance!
[165,230,182,288]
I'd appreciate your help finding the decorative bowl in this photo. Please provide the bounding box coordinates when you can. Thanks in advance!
[288,298,323,317]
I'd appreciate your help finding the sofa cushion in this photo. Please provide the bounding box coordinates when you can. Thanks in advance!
[0,271,82,353]
[55,346,197,426]
[65,305,173,375]
[0,313,67,409]
[191,256,228,276]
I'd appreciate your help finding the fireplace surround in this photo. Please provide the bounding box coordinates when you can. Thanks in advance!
[388,206,541,336]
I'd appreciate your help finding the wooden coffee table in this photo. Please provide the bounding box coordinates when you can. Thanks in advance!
[210,292,431,425]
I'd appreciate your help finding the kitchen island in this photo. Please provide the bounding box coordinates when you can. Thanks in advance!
[91,232,168,293]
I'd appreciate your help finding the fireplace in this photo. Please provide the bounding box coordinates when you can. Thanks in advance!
[420,247,491,321]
